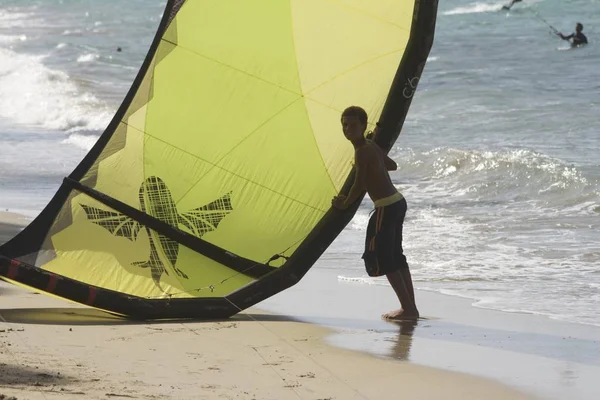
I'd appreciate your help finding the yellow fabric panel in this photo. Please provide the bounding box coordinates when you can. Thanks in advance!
[145,45,302,166]
[326,0,414,29]
[208,99,335,209]
[143,134,215,199]
[144,95,334,233]
[173,0,301,92]
[291,0,411,94]
[83,122,144,207]
[180,186,322,265]
[126,104,149,133]
[303,99,355,192]
[44,194,254,299]
[123,57,156,122]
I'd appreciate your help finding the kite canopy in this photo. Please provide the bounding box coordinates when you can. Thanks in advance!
[0,0,438,319]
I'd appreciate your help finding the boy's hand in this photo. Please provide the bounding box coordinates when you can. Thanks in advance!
[366,124,379,140]
[331,195,348,210]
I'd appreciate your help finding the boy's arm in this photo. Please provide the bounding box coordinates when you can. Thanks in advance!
[332,148,369,210]
[343,148,369,207]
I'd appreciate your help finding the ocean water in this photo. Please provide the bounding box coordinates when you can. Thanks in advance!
[0,0,599,327]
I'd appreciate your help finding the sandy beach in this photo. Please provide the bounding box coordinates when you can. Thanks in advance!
[0,212,544,400]
[0,283,537,400]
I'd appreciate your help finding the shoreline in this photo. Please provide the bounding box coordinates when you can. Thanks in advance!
[0,211,31,226]
[0,211,28,244]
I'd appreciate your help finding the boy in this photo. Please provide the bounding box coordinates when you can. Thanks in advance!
[332,106,418,320]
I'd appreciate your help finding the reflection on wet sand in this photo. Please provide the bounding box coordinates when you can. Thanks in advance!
[386,319,418,361]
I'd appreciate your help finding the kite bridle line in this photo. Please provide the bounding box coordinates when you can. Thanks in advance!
[144,235,301,300]
[527,8,560,36]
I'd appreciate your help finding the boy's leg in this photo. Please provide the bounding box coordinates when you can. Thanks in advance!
[383,270,419,320]
[400,268,417,308]
[383,199,419,320]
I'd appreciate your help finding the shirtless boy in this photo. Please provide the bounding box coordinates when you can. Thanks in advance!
[331,106,419,320]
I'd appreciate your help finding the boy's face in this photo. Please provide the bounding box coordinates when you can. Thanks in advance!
[341,116,366,141]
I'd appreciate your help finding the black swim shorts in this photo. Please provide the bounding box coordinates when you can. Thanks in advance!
[362,197,409,277]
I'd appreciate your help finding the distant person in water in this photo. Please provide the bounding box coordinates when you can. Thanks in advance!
[558,23,588,47]
[332,106,419,321]
[502,0,522,10]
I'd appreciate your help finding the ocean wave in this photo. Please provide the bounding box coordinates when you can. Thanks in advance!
[0,34,27,44]
[62,133,100,151]
[337,275,388,286]
[443,2,504,16]
[62,28,83,36]
[396,147,599,212]
[0,47,113,132]
[0,9,40,28]
[77,53,99,63]
[349,211,370,231]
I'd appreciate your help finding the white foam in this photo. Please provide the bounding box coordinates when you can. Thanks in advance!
[62,133,100,151]
[337,275,388,286]
[0,34,27,44]
[349,211,370,231]
[0,47,113,132]
[77,53,99,63]
[62,29,83,35]
[0,9,40,28]
[443,2,504,15]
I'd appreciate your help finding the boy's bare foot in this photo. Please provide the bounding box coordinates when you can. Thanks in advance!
[382,308,419,321]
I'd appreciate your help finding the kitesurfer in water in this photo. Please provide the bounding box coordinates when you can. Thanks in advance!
[332,106,419,320]
[558,23,588,47]
[502,0,522,11]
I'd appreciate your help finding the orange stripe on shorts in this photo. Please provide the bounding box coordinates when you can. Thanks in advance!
[376,207,385,231]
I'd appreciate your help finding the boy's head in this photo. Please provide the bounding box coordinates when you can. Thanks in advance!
[576,23,583,32]
[341,106,368,141]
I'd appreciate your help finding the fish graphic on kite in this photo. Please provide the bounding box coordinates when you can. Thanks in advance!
[80,176,233,290]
